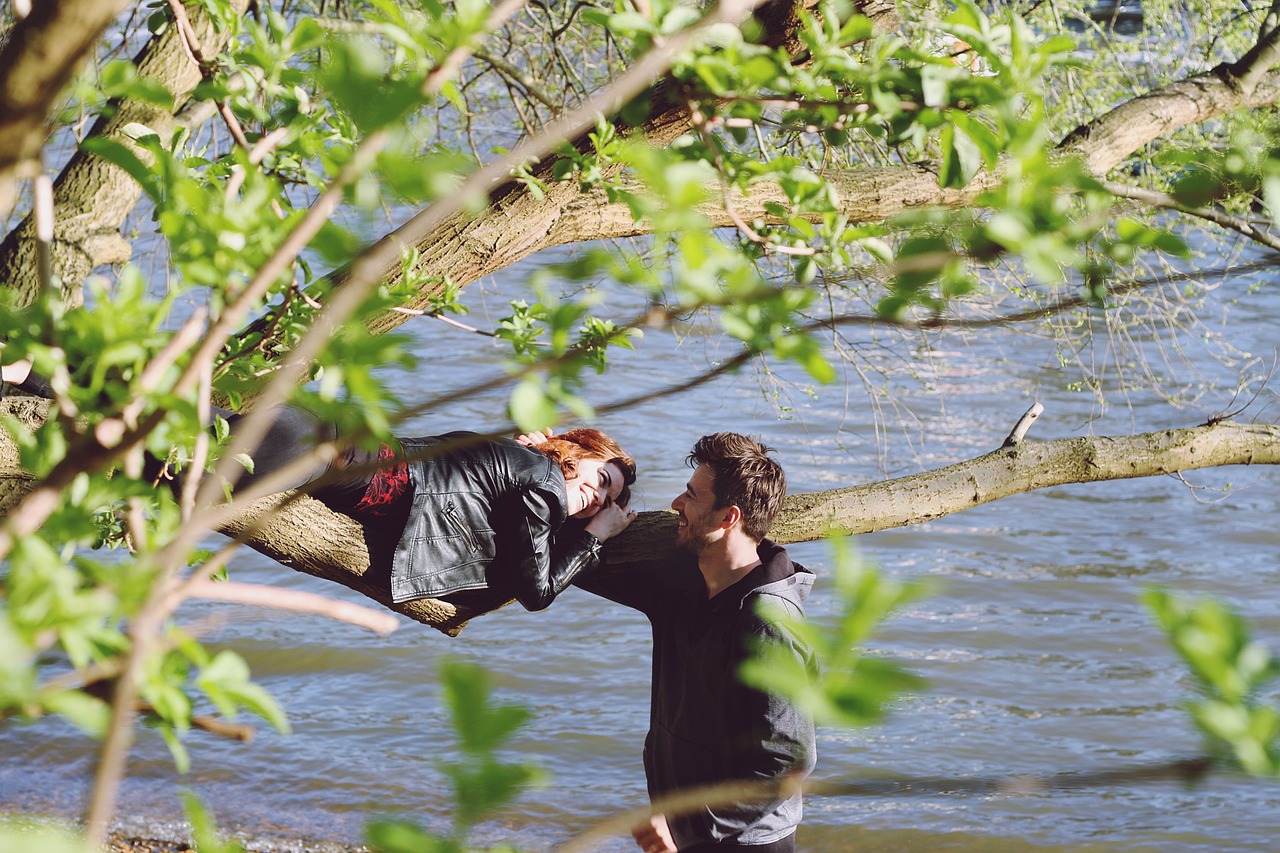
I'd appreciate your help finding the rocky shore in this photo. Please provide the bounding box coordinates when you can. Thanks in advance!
[107,832,366,853]
[108,837,199,853]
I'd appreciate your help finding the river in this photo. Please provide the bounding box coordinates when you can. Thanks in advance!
[1,240,1278,852]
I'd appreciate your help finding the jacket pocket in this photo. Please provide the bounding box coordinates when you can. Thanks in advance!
[442,500,479,554]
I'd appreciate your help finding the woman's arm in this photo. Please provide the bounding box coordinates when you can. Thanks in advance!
[1,357,52,398]
[505,489,636,612]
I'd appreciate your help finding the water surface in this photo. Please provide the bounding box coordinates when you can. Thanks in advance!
[2,245,1278,852]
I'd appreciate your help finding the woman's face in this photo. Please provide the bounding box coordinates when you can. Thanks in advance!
[564,458,627,518]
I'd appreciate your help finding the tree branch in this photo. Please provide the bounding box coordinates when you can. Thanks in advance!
[215,417,1280,634]
[0,0,252,307]
[1102,178,1280,253]
[175,579,401,635]
[0,0,133,214]
[1059,68,1280,177]
[554,755,1214,853]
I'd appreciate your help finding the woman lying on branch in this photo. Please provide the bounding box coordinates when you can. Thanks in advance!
[2,358,638,613]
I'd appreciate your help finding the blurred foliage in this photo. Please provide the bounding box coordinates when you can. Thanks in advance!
[366,659,544,853]
[1144,588,1280,775]
[0,818,93,853]
[741,538,927,728]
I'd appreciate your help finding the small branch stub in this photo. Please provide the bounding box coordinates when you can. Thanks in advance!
[1003,402,1044,447]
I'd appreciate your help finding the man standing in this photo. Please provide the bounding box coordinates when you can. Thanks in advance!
[576,432,817,853]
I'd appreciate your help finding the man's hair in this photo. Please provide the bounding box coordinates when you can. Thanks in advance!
[686,432,786,541]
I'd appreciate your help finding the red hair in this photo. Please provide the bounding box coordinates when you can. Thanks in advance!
[537,428,636,507]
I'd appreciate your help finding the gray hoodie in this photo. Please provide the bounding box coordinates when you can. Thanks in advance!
[577,539,817,847]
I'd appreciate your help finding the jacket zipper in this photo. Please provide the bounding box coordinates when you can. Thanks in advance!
[442,501,479,553]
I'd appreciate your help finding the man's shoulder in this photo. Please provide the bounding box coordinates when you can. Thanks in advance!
[752,540,814,600]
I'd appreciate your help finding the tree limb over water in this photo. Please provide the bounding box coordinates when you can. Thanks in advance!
[217,416,1280,634]
[6,394,1267,635]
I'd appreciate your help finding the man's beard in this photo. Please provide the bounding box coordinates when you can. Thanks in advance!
[676,521,713,554]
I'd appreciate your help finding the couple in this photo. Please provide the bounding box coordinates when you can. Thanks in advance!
[4,364,816,851]
[255,416,817,853]
[282,417,817,853]
[521,428,818,853]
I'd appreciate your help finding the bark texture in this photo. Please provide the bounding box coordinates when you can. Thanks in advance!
[161,0,902,344]
[139,415,1280,635]
[263,67,1280,354]
[0,0,132,215]
[0,0,251,308]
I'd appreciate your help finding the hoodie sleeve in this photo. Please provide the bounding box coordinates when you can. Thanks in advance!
[572,552,701,618]
[736,606,818,781]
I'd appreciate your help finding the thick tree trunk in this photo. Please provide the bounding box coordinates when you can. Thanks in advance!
[544,65,1280,254]
[6,395,1268,635]
[263,65,1280,351]
[0,0,251,308]
[0,0,133,215]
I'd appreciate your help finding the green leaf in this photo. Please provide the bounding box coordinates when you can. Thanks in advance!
[182,791,246,853]
[1263,174,1280,228]
[99,59,174,108]
[1143,586,1280,776]
[509,379,557,433]
[434,659,544,828]
[366,820,454,853]
[920,64,952,108]
[377,147,468,203]
[0,821,92,853]
[318,39,423,132]
[950,112,1001,167]
[79,137,160,201]
[159,725,192,774]
[440,660,532,755]
[1170,170,1223,207]
[606,12,656,37]
[443,759,545,827]
[938,123,982,189]
[42,689,110,737]
[741,540,928,729]
[287,17,328,53]
[196,650,290,733]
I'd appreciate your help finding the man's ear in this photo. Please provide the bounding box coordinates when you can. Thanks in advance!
[718,504,743,531]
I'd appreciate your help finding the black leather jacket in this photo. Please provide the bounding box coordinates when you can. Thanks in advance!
[388,432,603,611]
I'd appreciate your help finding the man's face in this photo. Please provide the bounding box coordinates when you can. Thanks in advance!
[671,463,724,552]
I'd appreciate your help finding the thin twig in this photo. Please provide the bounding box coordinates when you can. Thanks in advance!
[164,0,250,149]
[554,757,1215,853]
[1103,179,1280,253]
[175,579,401,635]
[474,47,558,108]
[688,97,817,257]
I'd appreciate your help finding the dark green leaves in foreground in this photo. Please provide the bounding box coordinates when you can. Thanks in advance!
[439,659,545,828]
